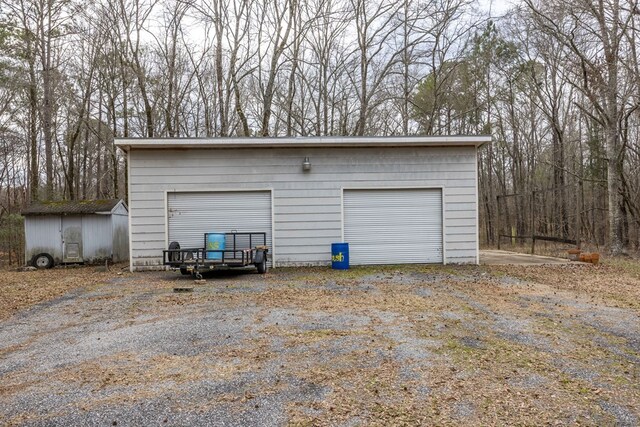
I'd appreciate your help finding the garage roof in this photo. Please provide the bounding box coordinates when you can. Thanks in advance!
[115,135,491,151]
[22,199,125,216]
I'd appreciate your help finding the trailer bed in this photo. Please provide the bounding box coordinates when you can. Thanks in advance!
[163,232,269,277]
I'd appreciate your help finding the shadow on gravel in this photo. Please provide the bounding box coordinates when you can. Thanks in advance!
[172,268,260,280]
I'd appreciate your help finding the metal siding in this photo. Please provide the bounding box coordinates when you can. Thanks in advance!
[112,213,130,262]
[111,201,128,216]
[343,189,443,265]
[128,146,478,269]
[81,215,112,261]
[167,191,272,264]
[24,216,63,264]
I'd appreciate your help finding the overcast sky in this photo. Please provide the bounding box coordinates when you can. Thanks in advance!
[479,0,514,16]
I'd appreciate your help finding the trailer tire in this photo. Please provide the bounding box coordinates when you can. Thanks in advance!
[32,253,54,269]
[256,254,268,274]
[180,267,189,276]
[168,241,181,262]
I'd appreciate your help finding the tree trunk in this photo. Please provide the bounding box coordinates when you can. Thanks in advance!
[40,0,54,200]
[606,121,624,254]
[28,44,39,203]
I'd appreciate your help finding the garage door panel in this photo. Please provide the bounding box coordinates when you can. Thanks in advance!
[347,237,439,245]
[343,189,443,265]
[168,191,272,264]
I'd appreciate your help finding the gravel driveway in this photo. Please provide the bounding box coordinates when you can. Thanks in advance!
[1,264,639,426]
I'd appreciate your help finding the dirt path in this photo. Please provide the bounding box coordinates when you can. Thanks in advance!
[1,263,638,426]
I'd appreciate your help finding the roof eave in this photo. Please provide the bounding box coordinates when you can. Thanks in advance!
[115,136,491,151]
[22,210,113,216]
[21,198,124,216]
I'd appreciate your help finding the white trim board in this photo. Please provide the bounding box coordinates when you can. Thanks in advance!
[116,135,491,151]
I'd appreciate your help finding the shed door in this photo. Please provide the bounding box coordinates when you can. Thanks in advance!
[168,191,272,262]
[62,216,83,262]
[343,189,443,265]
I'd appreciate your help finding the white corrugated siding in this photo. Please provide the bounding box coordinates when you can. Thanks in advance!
[111,200,128,216]
[343,189,443,265]
[24,216,63,264]
[81,215,112,261]
[167,191,272,262]
[112,213,130,262]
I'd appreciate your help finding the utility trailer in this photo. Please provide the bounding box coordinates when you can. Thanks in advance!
[163,232,269,279]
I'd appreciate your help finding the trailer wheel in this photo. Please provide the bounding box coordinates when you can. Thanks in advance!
[32,253,54,269]
[168,241,181,262]
[180,267,189,276]
[256,254,268,274]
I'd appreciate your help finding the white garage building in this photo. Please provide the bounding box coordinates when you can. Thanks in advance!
[116,136,489,271]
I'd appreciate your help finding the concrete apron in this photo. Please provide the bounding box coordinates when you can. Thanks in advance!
[480,250,569,265]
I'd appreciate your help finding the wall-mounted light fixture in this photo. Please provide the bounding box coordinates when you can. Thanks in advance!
[302,157,311,171]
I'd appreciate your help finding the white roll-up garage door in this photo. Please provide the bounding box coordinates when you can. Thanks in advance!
[343,189,443,265]
[168,191,272,262]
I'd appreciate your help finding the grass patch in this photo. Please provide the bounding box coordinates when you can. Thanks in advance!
[605,257,640,278]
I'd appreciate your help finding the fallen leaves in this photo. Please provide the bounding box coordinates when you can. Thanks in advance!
[1,262,639,425]
[0,264,130,320]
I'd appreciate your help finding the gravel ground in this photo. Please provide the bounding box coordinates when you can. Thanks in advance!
[1,263,639,426]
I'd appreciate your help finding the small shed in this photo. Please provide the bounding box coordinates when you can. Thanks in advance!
[22,199,129,268]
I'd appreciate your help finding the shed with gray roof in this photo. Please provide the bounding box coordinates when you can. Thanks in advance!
[22,199,129,268]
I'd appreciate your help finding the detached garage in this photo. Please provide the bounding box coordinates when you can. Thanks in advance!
[115,136,489,271]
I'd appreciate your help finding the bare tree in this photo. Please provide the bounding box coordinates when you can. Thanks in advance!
[524,0,638,254]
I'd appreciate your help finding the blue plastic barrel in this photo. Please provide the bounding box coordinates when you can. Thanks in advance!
[331,243,349,270]
[206,233,226,260]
